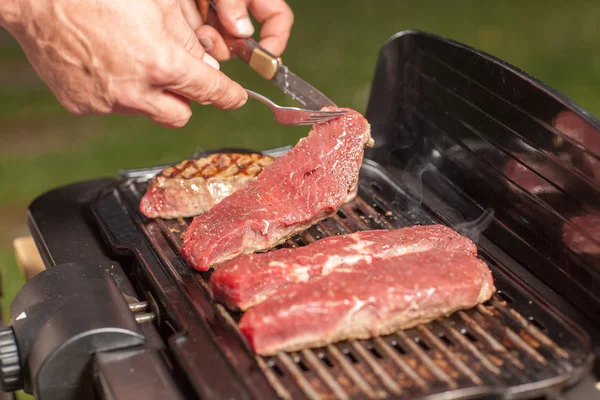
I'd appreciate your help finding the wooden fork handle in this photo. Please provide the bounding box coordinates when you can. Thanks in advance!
[195,0,282,80]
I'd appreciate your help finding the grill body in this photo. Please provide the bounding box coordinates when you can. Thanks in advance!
[15,31,600,399]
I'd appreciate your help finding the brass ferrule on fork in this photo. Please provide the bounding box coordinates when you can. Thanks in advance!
[195,0,283,80]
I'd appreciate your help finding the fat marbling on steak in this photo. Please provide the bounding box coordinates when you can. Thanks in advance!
[211,225,477,311]
[239,250,495,355]
[139,153,275,219]
[180,107,373,271]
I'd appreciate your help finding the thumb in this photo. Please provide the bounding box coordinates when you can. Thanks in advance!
[215,0,255,37]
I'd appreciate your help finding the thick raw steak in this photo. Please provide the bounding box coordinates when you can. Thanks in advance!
[239,251,495,355]
[211,225,477,310]
[181,108,373,271]
[139,153,275,219]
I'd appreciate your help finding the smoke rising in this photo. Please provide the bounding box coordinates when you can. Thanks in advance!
[455,208,495,243]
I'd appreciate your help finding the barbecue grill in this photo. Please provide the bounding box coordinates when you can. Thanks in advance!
[2,30,600,400]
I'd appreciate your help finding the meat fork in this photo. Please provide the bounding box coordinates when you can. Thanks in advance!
[245,90,346,126]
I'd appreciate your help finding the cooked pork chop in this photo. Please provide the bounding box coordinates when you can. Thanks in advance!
[211,225,478,311]
[180,107,373,271]
[239,250,495,355]
[139,153,275,219]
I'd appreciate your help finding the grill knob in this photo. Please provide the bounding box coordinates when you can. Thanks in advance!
[0,327,21,392]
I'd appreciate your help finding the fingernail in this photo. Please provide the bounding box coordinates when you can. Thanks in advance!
[198,36,213,51]
[235,17,254,36]
[203,53,220,70]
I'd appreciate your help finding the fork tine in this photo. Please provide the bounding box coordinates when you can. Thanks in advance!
[245,89,346,127]
[298,116,341,125]
[298,110,347,125]
[308,113,343,119]
[305,112,347,119]
[305,115,345,121]
[302,119,336,124]
[308,115,345,121]
[304,115,344,123]
[308,111,347,116]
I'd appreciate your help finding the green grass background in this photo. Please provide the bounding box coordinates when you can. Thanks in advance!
[1,1,599,398]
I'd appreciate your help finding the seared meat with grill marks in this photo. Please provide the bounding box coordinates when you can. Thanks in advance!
[211,225,478,311]
[239,250,495,355]
[180,107,373,271]
[139,153,275,219]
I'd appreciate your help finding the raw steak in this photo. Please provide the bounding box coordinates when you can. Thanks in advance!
[139,153,275,219]
[211,225,477,311]
[181,107,373,271]
[239,251,495,355]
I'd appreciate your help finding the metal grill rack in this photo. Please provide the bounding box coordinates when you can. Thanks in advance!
[91,158,594,400]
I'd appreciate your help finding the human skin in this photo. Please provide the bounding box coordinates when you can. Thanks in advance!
[0,0,293,128]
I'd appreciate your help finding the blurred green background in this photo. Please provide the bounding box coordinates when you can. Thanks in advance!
[1,0,599,398]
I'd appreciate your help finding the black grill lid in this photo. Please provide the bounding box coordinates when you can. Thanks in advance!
[365,30,600,324]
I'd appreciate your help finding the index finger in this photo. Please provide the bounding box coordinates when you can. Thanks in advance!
[248,0,294,57]
[166,46,247,110]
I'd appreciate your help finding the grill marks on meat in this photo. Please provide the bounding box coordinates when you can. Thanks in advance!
[139,153,275,219]
[181,108,373,271]
[211,225,477,311]
[239,251,495,355]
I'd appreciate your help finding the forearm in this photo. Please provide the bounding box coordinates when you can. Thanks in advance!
[0,0,25,32]
[1,0,246,126]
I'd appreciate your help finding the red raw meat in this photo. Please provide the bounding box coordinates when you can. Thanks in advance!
[211,225,477,311]
[180,107,373,271]
[239,250,495,355]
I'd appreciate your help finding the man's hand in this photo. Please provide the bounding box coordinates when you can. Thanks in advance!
[0,0,250,127]
[180,0,294,61]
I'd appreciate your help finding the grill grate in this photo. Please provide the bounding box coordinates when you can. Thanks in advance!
[97,160,593,400]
